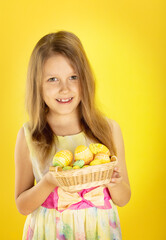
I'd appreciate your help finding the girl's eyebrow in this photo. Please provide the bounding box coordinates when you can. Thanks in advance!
[45,72,77,78]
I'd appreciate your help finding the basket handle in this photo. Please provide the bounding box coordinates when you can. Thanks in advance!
[111,156,119,168]
[54,166,63,172]
[111,155,118,162]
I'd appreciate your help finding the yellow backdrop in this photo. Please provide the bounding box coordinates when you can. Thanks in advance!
[0,0,165,239]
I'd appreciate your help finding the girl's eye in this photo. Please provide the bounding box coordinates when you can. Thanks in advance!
[48,77,58,82]
[69,75,78,80]
[47,75,78,82]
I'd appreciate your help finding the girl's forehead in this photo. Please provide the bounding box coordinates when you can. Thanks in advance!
[42,54,77,77]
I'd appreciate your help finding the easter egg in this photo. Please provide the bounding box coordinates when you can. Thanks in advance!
[89,143,111,156]
[63,166,73,171]
[73,165,80,169]
[74,145,93,164]
[90,159,103,166]
[94,153,111,163]
[82,165,90,168]
[73,160,85,168]
[53,150,73,167]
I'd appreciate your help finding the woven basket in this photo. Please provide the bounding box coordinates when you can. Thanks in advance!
[49,157,118,192]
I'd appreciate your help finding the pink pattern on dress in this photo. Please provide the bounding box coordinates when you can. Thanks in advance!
[26,225,34,240]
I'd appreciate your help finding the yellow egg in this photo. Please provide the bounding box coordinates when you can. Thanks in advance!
[94,153,111,163]
[90,159,103,166]
[74,145,93,164]
[89,143,111,156]
[82,165,90,168]
[73,165,80,169]
[53,150,73,167]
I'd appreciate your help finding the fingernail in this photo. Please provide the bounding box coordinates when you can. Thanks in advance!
[112,178,115,182]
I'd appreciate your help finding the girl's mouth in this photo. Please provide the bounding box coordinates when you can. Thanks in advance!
[56,97,73,104]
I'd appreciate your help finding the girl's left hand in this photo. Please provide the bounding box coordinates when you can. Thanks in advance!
[104,166,122,188]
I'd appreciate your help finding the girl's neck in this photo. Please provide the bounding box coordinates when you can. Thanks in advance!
[46,111,82,136]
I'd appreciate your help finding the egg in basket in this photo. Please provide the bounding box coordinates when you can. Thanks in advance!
[49,143,118,192]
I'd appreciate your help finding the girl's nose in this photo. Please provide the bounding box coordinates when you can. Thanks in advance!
[59,81,69,93]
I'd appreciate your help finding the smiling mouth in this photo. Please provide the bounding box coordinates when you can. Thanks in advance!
[56,97,73,103]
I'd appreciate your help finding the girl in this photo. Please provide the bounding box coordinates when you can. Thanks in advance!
[15,30,131,240]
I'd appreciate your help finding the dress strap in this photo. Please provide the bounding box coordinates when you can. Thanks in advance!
[23,122,33,155]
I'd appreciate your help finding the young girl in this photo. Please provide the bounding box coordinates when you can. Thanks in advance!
[15,30,131,240]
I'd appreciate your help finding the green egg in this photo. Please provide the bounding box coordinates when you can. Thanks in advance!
[62,166,73,171]
[53,161,63,167]
[73,160,85,168]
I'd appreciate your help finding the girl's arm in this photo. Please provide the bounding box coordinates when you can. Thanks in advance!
[15,127,58,216]
[105,119,131,207]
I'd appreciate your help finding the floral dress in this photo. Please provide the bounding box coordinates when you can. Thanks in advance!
[22,122,122,240]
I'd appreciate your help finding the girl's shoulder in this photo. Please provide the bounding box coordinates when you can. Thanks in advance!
[105,117,124,146]
[105,117,121,131]
[15,124,30,162]
[15,122,31,153]
[16,125,26,143]
[22,121,30,133]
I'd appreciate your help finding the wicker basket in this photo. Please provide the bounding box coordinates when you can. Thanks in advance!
[49,157,118,192]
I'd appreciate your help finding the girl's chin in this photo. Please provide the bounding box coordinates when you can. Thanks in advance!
[48,108,78,116]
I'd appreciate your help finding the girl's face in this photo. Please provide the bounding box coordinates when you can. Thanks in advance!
[42,54,81,117]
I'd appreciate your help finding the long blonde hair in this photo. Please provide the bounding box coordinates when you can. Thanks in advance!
[25,30,117,165]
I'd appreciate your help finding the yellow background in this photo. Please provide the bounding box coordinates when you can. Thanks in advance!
[0,0,165,239]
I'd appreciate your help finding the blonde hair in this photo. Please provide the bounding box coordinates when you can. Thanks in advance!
[25,30,117,165]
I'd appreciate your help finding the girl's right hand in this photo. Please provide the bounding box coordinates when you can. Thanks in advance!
[44,171,60,189]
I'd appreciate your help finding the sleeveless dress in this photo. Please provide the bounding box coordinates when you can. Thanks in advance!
[22,122,122,240]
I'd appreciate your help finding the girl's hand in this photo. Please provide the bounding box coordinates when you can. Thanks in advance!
[104,166,123,188]
[45,171,60,189]
[45,171,81,193]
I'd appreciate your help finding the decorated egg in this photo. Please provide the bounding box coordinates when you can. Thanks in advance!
[89,143,111,156]
[62,166,73,171]
[90,159,103,166]
[74,145,93,164]
[94,152,111,163]
[73,165,80,169]
[53,150,73,167]
[82,165,90,168]
[73,160,85,168]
